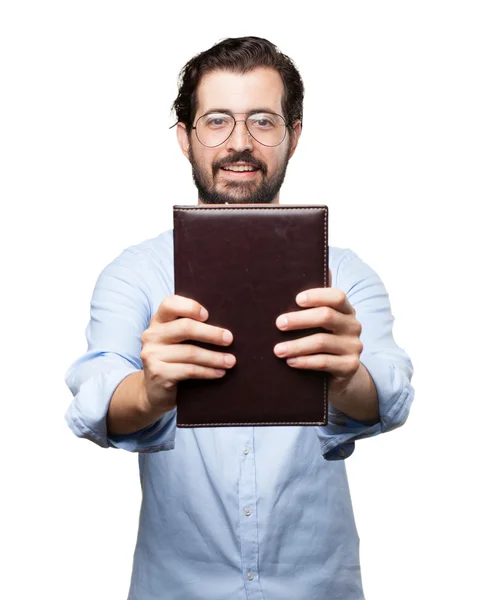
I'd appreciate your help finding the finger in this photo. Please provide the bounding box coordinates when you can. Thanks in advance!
[276,306,361,335]
[274,333,362,359]
[295,288,354,315]
[286,353,361,377]
[155,343,236,369]
[143,318,233,346]
[157,361,228,383]
[152,295,209,325]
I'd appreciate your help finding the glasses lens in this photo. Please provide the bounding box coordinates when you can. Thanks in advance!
[246,113,286,147]
[196,113,235,147]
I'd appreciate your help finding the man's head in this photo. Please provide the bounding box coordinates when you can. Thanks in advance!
[173,37,304,205]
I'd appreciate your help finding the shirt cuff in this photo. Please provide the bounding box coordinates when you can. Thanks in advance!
[323,442,356,461]
[65,367,176,452]
[107,411,177,453]
[360,353,413,433]
[317,353,413,459]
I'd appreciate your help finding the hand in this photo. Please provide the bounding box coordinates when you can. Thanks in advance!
[140,295,236,412]
[273,280,363,397]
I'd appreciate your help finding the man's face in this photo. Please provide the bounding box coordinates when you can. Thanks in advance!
[177,68,301,205]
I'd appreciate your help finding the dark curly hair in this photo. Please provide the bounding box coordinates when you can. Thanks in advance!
[172,36,304,134]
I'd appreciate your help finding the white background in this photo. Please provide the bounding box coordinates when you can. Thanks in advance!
[1,1,478,599]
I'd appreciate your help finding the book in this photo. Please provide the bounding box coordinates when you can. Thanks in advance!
[173,204,329,427]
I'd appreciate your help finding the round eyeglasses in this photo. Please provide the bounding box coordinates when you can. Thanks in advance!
[192,112,289,148]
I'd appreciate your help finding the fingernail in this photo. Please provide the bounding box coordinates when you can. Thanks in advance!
[200,308,208,320]
[275,343,287,356]
[277,316,288,329]
[224,354,235,367]
[223,330,233,344]
[297,292,308,305]
[215,369,226,376]
[287,358,297,365]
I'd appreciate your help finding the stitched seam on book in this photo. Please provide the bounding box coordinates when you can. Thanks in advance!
[323,206,328,423]
[175,206,329,427]
[174,207,324,211]
[179,420,327,427]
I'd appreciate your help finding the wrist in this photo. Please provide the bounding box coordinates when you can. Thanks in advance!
[138,370,175,422]
[328,364,379,423]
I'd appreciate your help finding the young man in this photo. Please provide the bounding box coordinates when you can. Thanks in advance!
[66,37,414,600]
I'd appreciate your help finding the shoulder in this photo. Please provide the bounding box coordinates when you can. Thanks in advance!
[329,246,383,293]
[329,246,357,271]
[329,246,362,283]
[120,229,175,306]
[95,230,174,309]
[107,229,174,276]
[122,229,174,263]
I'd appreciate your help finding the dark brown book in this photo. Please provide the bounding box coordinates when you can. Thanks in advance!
[173,204,329,427]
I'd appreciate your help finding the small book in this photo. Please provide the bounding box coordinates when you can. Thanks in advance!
[173,204,329,427]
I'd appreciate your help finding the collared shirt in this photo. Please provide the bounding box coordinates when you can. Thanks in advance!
[65,229,414,600]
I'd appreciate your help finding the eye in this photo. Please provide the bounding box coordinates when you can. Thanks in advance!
[248,114,276,129]
[203,114,230,129]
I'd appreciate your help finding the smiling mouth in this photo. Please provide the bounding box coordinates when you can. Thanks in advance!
[219,163,262,178]
[221,165,258,172]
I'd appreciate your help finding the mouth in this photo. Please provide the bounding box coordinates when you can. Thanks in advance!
[219,162,261,179]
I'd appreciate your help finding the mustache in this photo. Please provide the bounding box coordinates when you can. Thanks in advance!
[213,152,267,175]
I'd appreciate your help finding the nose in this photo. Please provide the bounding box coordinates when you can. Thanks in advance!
[225,120,254,152]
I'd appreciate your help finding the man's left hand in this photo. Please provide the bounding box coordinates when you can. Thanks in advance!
[273,284,363,396]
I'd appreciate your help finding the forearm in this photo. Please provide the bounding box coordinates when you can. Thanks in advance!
[107,371,170,436]
[329,362,379,423]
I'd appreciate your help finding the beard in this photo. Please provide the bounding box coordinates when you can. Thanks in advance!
[188,145,291,205]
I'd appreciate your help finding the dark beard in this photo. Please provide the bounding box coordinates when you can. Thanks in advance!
[188,148,291,205]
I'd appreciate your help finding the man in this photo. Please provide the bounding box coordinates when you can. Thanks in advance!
[65,36,414,600]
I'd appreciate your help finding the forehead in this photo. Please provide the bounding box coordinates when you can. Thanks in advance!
[195,68,284,117]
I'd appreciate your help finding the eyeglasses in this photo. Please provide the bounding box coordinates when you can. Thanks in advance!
[192,112,289,148]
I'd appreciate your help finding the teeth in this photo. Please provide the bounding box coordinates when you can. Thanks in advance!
[224,166,256,172]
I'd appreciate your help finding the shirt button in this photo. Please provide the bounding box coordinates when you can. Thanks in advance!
[243,447,250,455]
[247,572,254,581]
[243,507,252,517]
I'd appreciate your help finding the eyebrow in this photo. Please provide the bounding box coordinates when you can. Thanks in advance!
[202,108,280,117]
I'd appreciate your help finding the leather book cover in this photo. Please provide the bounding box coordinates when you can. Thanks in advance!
[173,204,329,427]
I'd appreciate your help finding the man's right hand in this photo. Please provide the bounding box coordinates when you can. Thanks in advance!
[139,295,236,415]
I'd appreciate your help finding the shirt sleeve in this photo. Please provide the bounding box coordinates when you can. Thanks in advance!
[64,247,177,452]
[318,249,414,459]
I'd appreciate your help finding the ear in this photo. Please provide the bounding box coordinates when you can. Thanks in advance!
[176,122,191,160]
[288,120,302,159]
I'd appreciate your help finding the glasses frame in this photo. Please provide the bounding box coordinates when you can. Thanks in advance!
[192,111,290,148]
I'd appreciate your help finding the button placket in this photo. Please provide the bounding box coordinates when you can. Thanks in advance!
[238,428,264,599]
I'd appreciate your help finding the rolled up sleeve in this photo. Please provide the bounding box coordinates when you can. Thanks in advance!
[64,247,176,452]
[318,249,414,459]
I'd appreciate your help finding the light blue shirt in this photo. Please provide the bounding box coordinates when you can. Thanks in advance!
[65,229,414,600]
